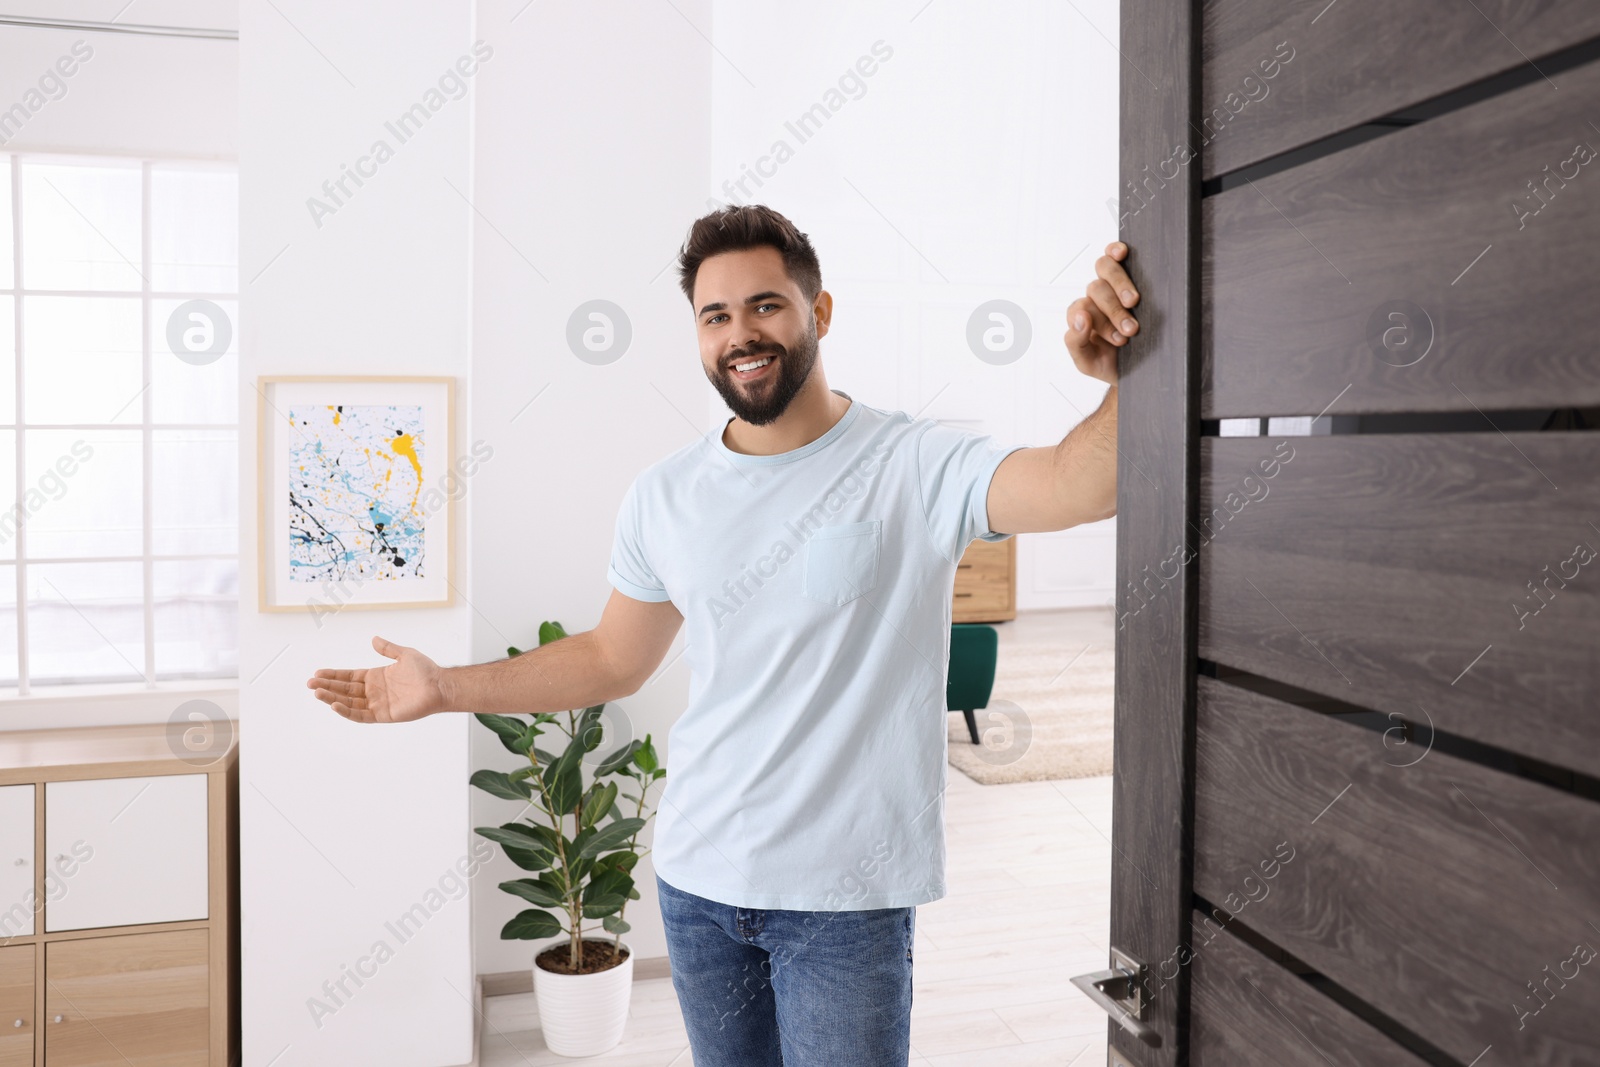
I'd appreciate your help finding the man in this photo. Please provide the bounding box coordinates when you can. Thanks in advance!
[308,204,1138,1065]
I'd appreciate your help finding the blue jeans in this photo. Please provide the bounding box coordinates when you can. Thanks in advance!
[655,874,916,1066]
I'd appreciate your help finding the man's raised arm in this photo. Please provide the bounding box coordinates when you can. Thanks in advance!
[305,589,683,724]
[986,241,1136,535]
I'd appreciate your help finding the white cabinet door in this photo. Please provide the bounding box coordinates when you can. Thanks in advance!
[0,786,34,938]
[44,774,209,932]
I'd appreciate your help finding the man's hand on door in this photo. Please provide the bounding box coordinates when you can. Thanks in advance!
[1064,241,1139,384]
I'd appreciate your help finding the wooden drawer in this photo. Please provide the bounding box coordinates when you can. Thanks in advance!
[1193,677,1600,1066]
[1202,55,1600,418]
[953,537,1015,622]
[0,945,32,1067]
[1198,433,1600,776]
[1200,0,1600,178]
[44,776,209,933]
[45,930,208,1067]
[1191,912,1429,1067]
[0,787,33,939]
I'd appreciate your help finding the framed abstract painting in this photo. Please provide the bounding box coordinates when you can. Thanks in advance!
[256,375,456,612]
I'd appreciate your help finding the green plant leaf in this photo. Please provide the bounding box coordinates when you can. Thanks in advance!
[602,850,640,872]
[533,746,560,765]
[633,734,660,774]
[538,620,568,645]
[596,740,642,777]
[509,765,537,782]
[576,705,607,752]
[475,713,531,755]
[506,645,523,658]
[574,818,646,860]
[500,876,566,908]
[513,726,543,755]
[586,865,632,896]
[502,909,562,940]
[469,769,532,801]
[476,822,556,870]
[602,915,631,934]
[543,745,583,814]
[581,781,618,830]
[525,823,566,854]
[582,868,632,917]
[502,844,551,871]
[627,887,641,900]
[475,823,543,850]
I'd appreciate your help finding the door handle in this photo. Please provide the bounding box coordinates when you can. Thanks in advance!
[1070,947,1161,1048]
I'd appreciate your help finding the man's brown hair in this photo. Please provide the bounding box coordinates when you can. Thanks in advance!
[677,204,823,309]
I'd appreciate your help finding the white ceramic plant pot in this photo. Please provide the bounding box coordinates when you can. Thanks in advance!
[533,938,633,1057]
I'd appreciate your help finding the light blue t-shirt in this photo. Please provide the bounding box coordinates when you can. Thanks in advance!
[607,390,1025,910]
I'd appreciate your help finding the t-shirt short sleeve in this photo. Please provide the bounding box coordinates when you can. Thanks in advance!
[606,478,672,603]
[915,421,1028,564]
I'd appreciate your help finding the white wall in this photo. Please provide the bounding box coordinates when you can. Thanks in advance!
[705,0,1120,614]
[238,2,476,1063]
[464,0,713,976]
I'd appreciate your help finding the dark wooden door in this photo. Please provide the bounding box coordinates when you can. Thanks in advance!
[1090,4,1600,1065]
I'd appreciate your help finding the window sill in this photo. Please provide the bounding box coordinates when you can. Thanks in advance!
[0,677,240,732]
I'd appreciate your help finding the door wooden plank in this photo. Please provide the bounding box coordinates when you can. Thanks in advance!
[1201,55,1600,418]
[1189,911,1431,1067]
[1198,433,1600,777]
[1194,676,1600,1067]
[1200,0,1600,179]
[1111,0,1200,1062]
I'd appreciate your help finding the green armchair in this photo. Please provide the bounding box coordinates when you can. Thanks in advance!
[946,623,999,744]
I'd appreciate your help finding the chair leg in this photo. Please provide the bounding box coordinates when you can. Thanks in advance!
[962,708,980,745]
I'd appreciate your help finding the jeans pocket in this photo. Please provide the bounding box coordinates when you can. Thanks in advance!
[802,520,881,607]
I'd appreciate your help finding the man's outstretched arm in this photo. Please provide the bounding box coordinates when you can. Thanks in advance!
[305,589,684,723]
[986,241,1136,535]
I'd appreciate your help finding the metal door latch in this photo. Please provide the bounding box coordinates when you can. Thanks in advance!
[1070,947,1162,1048]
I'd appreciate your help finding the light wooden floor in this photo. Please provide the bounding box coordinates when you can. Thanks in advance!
[481,608,1116,1066]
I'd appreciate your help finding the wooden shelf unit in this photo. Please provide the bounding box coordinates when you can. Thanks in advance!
[0,723,239,1067]
[953,537,1016,623]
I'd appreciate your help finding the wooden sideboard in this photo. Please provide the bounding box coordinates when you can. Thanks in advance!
[0,721,239,1067]
[953,537,1016,623]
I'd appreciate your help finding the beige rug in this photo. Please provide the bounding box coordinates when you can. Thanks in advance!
[947,643,1115,785]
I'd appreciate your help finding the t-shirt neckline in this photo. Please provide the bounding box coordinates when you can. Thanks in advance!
[712,390,859,466]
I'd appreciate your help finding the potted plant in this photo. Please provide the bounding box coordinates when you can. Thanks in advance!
[469,620,666,1058]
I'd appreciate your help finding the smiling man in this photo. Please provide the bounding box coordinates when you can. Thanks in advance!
[308,204,1137,1066]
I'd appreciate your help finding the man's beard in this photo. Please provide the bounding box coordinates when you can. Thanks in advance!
[705,322,819,427]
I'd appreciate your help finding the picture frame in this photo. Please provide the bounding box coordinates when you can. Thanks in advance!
[255,375,456,613]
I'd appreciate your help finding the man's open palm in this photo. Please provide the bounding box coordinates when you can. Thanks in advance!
[307,636,447,724]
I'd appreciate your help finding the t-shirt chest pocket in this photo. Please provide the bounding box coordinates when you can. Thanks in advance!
[801,519,882,607]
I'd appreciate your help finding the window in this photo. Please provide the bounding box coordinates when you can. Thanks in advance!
[1,153,238,692]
